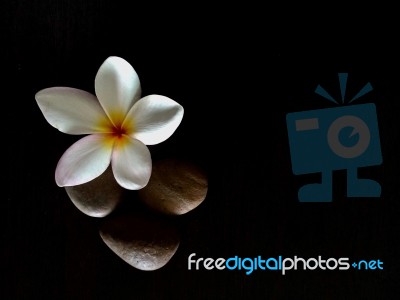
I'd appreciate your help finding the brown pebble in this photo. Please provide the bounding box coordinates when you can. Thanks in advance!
[99,213,180,271]
[65,167,123,217]
[138,159,208,215]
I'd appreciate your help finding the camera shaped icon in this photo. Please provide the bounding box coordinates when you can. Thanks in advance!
[286,74,383,202]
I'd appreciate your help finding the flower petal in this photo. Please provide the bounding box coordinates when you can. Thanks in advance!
[35,87,112,134]
[111,137,151,190]
[56,135,114,187]
[95,56,141,124]
[125,95,184,145]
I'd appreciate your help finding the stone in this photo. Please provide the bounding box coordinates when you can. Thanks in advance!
[138,159,208,215]
[65,167,123,217]
[99,213,180,271]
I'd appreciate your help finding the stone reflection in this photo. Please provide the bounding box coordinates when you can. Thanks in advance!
[100,211,180,271]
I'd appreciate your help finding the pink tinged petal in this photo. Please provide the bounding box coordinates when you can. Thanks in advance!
[125,95,184,145]
[56,135,114,187]
[111,137,152,190]
[35,87,112,134]
[95,56,141,123]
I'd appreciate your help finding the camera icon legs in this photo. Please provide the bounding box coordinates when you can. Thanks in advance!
[298,167,381,202]
[347,168,381,198]
[298,171,332,202]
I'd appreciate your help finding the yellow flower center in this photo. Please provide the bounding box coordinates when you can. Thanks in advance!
[98,111,135,148]
[111,124,128,138]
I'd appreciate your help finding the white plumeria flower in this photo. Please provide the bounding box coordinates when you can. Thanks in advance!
[36,56,184,190]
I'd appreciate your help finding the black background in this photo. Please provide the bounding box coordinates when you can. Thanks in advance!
[2,1,400,299]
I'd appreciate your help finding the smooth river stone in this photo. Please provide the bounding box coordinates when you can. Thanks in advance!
[65,167,123,217]
[138,159,208,215]
[99,213,180,271]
